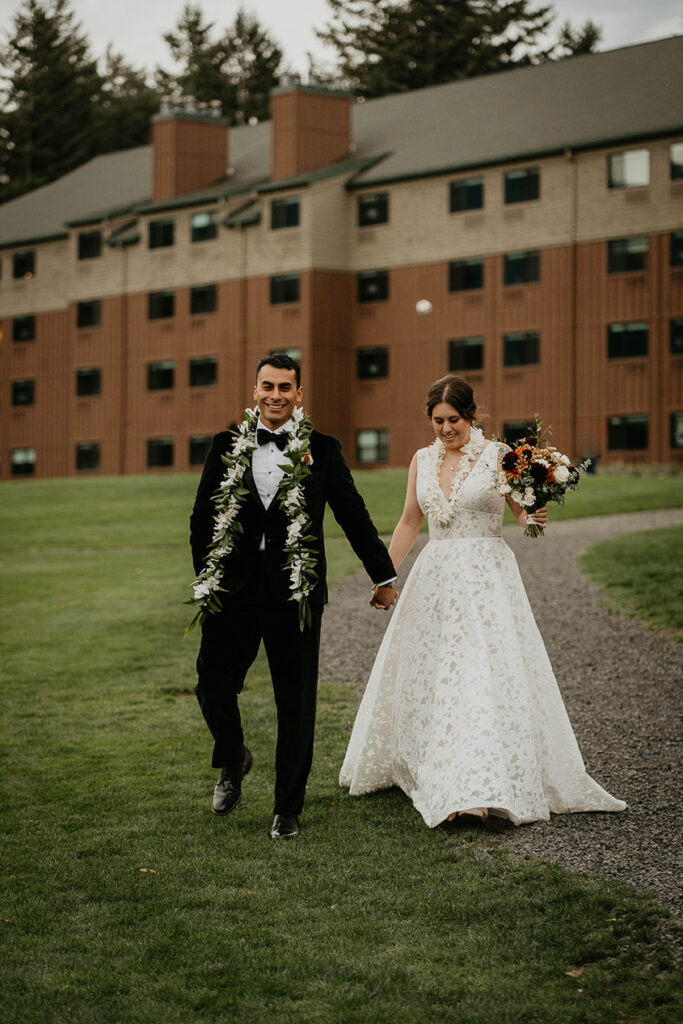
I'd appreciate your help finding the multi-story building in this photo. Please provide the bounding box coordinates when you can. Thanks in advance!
[1,36,682,479]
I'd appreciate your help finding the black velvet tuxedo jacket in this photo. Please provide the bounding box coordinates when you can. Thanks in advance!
[190,427,395,607]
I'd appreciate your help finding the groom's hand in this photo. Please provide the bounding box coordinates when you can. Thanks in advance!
[370,585,398,610]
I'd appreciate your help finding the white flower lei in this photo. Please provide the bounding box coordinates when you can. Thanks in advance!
[185,405,317,634]
[420,425,487,527]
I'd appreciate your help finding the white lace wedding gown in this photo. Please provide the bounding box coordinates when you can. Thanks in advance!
[339,437,627,827]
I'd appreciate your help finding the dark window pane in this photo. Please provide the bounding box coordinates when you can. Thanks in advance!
[449,259,483,291]
[356,429,389,464]
[270,274,300,304]
[503,251,540,285]
[671,231,683,267]
[12,379,34,406]
[13,315,35,342]
[358,193,389,226]
[357,347,389,379]
[148,361,175,390]
[357,271,389,303]
[190,284,218,315]
[76,368,101,396]
[271,197,300,229]
[148,291,175,319]
[671,143,683,180]
[147,438,174,467]
[504,331,539,367]
[78,231,102,259]
[608,322,649,359]
[450,177,483,212]
[189,435,212,465]
[449,337,484,372]
[77,299,101,328]
[670,412,683,448]
[504,167,539,204]
[607,415,648,450]
[76,442,100,471]
[13,251,35,279]
[189,357,217,387]
[671,318,683,355]
[191,211,217,242]
[503,420,536,447]
[11,448,36,476]
[149,219,175,248]
[608,236,649,273]
[608,149,650,188]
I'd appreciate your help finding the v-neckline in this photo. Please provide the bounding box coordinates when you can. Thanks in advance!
[438,443,489,503]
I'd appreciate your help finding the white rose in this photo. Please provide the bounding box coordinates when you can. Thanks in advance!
[559,454,571,466]
[499,483,512,495]
[511,490,524,504]
[554,465,570,484]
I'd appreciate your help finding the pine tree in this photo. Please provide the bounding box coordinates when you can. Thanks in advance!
[97,48,160,154]
[556,19,602,57]
[0,0,101,202]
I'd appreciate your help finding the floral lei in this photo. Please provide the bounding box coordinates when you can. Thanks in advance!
[185,405,317,634]
[420,425,487,527]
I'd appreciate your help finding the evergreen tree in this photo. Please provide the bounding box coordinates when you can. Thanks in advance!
[0,0,101,202]
[556,19,602,57]
[97,48,160,154]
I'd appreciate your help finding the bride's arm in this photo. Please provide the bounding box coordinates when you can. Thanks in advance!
[387,455,424,571]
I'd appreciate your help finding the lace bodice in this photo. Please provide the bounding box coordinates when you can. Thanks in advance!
[416,439,504,540]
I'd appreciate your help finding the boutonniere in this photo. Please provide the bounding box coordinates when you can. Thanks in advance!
[185,405,317,635]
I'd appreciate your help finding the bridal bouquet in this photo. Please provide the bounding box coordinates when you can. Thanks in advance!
[496,419,587,537]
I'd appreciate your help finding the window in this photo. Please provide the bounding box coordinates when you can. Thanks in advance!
[11,448,36,476]
[671,318,683,355]
[504,331,539,367]
[356,429,389,464]
[607,415,648,450]
[357,270,389,303]
[77,299,101,328]
[449,337,484,372]
[504,251,540,286]
[78,231,101,259]
[669,143,683,180]
[608,322,648,359]
[76,368,101,397]
[449,258,483,292]
[608,236,649,273]
[12,379,34,406]
[13,251,35,279]
[190,284,218,315]
[358,193,389,226]
[503,421,536,447]
[271,196,300,229]
[671,412,683,449]
[191,211,217,242]
[671,231,683,267]
[148,360,175,390]
[450,176,483,212]
[189,435,212,466]
[12,315,35,342]
[504,167,539,204]
[147,438,174,467]
[148,218,174,248]
[270,274,300,305]
[75,442,100,471]
[608,148,649,189]
[357,347,389,379]
[148,291,175,319]
[189,357,217,387]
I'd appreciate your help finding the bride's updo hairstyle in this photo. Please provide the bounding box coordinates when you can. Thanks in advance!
[426,375,477,422]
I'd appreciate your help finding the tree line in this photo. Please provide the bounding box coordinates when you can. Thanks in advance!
[0,0,601,204]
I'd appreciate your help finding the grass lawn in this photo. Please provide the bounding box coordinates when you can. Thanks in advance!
[1,471,681,1023]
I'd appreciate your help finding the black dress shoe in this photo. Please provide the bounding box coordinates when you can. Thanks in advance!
[268,814,299,840]
[212,746,253,815]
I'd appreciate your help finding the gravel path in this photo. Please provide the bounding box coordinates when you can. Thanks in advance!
[320,508,683,916]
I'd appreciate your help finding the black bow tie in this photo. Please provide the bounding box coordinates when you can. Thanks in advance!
[257,428,289,451]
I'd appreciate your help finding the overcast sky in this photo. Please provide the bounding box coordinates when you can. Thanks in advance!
[3,0,681,75]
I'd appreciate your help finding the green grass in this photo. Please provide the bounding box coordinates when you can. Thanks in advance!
[581,525,683,644]
[0,471,681,1023]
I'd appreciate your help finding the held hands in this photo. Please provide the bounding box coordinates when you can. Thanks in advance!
[370,585,399,610]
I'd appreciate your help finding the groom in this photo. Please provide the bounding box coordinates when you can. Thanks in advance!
[190,352,398,839]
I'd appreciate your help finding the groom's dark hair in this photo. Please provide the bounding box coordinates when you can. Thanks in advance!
[256,352,301,387]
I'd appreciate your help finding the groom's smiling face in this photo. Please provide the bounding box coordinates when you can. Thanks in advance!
[254,364,303,429]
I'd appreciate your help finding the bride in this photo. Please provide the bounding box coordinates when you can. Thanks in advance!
[339,375,626,827]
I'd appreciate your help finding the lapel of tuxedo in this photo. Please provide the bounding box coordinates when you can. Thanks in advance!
[243,462,266,511]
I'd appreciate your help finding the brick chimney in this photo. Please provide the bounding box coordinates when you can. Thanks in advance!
[152,99,229,201]
[270,82,352,182]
